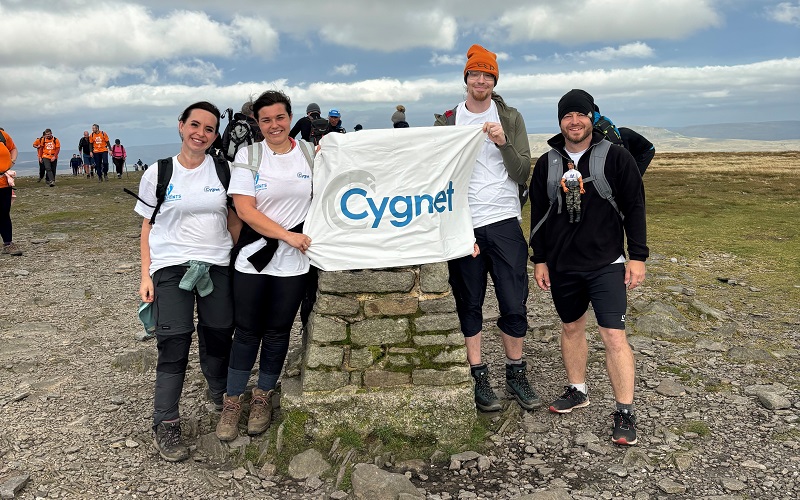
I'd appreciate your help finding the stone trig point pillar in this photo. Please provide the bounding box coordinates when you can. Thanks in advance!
[281,262,475,444]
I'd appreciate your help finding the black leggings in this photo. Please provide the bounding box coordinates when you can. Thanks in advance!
[0,187,11,243]
[228,271,307,394]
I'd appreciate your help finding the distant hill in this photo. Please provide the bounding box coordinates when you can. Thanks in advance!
[668,121,800,141]
[527,124,800,155]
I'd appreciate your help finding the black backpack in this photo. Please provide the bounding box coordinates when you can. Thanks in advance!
[308,113,330,146]
[124,156,232,225]
[592,112,624,146]
[221,113,257,161]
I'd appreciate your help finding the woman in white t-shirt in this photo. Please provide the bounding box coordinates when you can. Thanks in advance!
[215,90,313,441]
[134,101,242,462]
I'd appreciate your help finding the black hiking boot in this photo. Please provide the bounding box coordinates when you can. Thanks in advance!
[471,364,501,412]
[153,420,189,462]
[505,362,543,410]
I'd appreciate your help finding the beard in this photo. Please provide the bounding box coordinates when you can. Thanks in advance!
[562,125,592,146]
[467,85,492,102]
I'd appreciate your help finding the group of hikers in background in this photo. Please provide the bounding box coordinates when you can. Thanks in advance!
[30,125,148,186]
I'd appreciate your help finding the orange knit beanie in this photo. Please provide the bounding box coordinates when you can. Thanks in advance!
[464,44,499,83]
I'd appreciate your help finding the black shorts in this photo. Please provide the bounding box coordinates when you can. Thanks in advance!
[550,263,627,330]
[448,218,529,338]
[152,265,234,335]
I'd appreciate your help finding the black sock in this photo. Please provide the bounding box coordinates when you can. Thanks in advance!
[470,363,487,374]
[616,402,635,415]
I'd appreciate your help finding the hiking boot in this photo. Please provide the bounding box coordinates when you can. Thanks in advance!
[215,394,242,441]
[505,362,543,410]
[471,365,502,412]
[205,387,223,412]
[247,388,274,435]
[549,386,590,414]
[153,420,189,462]
[2,242,23,256]
[104,173,108,180]
[611,410,638,445]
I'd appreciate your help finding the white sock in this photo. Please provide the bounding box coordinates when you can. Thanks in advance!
[570,383,587,394]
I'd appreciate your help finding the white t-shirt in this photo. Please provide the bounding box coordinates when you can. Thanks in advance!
[562,169,582,184]
[134,155,233,275]
[455,100,520,228]
[228,143,312,276]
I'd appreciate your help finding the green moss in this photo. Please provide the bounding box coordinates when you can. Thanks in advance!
[335,426,364,449]
[658,365,692,381]
[773,429,800,441]
[674,420,711,437]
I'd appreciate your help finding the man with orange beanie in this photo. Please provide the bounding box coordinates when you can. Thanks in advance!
[434,44,539,413]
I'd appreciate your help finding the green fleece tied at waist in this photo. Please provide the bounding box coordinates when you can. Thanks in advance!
[179,261,214,297]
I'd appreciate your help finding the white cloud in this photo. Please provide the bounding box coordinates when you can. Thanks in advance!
[767,2,800,26]
[498,0,722,43]
[430,53,464,66]
[496,52,511,62]
[0,4,237,66]
[566,42,655,62]
[167,59,223,85]
[332,64,358,76]
[523,54,540,62]
[231,16,280,59]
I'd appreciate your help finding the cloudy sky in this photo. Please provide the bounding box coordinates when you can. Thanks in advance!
[1,0,798,147]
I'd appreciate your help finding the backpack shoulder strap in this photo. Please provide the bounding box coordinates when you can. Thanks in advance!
[212,156,233,209]
[149,157,174,225]
[297,140,315,169]
[212,156,231,189]
[582,140,622,220]
[232,142,262,175]
[530,149,565,239]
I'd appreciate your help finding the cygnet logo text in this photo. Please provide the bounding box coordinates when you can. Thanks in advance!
[322,170,455,229]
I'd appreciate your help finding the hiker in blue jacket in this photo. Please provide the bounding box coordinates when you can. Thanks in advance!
[529,89,647,446]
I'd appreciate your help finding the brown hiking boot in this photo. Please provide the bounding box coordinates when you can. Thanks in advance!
[248,388,274,436]
[215,394,242,441]
[2,242,22,256]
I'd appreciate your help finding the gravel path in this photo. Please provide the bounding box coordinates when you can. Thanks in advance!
[0,176,798,499]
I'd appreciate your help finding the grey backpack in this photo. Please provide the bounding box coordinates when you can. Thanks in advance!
[530,140,621,240]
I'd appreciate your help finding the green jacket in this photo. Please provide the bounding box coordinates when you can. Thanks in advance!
[433,93,531,185]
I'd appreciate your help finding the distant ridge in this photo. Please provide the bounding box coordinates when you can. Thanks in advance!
[668,121,800,141]
[527,125,800,154]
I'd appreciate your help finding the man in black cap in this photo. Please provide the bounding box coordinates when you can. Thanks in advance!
[289,102,323,142]
[529,89,648,446]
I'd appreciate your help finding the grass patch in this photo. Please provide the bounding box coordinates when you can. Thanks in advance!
[521,152,800,307]
[674,420,711,437]
[658,365,692,381]
[773,429,800,442]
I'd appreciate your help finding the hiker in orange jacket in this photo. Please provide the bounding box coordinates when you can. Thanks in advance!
[33,129,60,187]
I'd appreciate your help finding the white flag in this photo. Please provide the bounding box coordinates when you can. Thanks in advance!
[305,125,485,271]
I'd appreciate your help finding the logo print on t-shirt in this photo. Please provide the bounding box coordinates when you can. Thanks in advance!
[165,183,182,201]
[254,173,268,191]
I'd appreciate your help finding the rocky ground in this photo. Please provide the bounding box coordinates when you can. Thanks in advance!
[0,170,798,500]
